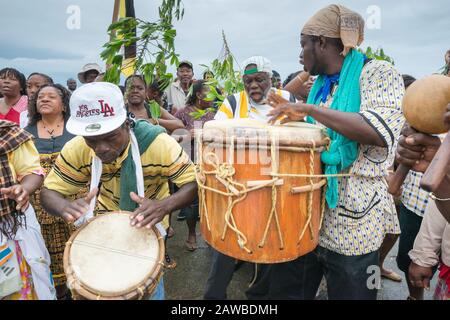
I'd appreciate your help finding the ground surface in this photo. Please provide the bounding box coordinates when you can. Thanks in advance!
[164,212,436,300]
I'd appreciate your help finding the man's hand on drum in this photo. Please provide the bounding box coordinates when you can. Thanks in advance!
[129,192,171,229]
[267,91,310,125]
[60,188,98,223]
[395,124,441,173]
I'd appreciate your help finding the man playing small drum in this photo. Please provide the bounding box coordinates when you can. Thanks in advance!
[40,82,197,300]
[264,4,405,299]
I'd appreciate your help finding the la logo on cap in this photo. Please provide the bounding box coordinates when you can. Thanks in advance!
[67,82,126,137]
[76,100,115,119]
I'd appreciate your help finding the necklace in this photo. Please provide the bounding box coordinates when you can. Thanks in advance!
[41,120,63,137]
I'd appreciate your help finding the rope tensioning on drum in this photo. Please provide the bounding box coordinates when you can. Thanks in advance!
[197,132,284,253]
[258,134,284,249]
[195,131,354,254]
[297,140,317,243]
[197,150,286,252]
[196,132,327,253]
[213,137,252,253]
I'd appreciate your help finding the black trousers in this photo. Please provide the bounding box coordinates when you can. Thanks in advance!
[203,249,236,299]
[203,249,274,300]
[247,246,380,300]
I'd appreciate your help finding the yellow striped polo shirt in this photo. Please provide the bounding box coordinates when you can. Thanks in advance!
[43,133,196,229]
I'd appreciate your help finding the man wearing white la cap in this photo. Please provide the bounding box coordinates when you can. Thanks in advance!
[40,82,197,300]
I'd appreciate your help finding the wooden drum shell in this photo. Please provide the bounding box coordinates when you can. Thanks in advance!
[198,120,328,264]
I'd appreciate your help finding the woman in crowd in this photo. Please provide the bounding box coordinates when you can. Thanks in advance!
[0,120,55,300]
[24,84,76,300]
[175,80,215,251]
[0,68,28,125]
[20,73,54,127]
[125,75,184,133]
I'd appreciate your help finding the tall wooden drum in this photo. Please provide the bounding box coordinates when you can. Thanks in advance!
[64,212,165,300]
[196,119,329,263]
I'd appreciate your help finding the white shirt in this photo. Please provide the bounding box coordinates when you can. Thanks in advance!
[165,81,188,110]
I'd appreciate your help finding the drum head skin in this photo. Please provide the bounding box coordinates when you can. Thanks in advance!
[69,213,160,296]
[202,119,327,146]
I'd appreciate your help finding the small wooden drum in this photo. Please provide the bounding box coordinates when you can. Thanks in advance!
[63,212,165,300]
[197,119,329,263]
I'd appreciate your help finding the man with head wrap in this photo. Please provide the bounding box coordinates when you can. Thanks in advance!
[262,4,405,300]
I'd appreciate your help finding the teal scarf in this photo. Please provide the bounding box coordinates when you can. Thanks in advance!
[119,120,166,211]
[306,49,365,208]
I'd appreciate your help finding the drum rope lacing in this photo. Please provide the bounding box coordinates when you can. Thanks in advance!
[196,130,353,254]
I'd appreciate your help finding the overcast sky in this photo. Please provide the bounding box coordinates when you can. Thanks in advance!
[0,0,448,85]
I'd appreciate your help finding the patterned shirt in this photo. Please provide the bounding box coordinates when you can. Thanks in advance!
[319,60,405,256]
[43,133,196,229]
[401,171,429,217]
[175,106,216,131]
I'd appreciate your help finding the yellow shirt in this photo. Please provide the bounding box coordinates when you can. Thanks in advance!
[8,140,43,181]
[44,133,196,229]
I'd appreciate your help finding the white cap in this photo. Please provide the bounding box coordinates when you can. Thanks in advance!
[242,56,273,77]
[77,63,102,83]
[66,82,127,137]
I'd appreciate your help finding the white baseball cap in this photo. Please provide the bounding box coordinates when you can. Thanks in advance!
[66,82,127,136]
[77,63,102,83]
[242,56,273,77]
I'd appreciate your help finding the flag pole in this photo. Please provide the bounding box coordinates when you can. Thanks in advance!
[111,0,120,40]
[106,0,120,71]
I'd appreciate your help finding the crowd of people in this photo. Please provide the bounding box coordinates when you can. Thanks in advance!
[0,4,449,301]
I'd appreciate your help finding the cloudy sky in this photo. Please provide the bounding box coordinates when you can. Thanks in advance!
[0,0,448,85]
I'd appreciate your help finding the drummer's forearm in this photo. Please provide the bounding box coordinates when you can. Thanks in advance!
[434,174,450,223]
[40,188,71,218]
[308,106,386,147]
[157,118,185,134]
[20,173,43,196]
[164,181,197,212]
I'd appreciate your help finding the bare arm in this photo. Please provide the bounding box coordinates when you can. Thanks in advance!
[21,173,43,196]
[0,173,43,212]
[308,105,385,147]
[433,175,450,223]
[157,107,185,133]
[40,187,98,223]
[129,181,197,228]
[395,124,449,222]
[40,188,71,218]
[267,98,385,147]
